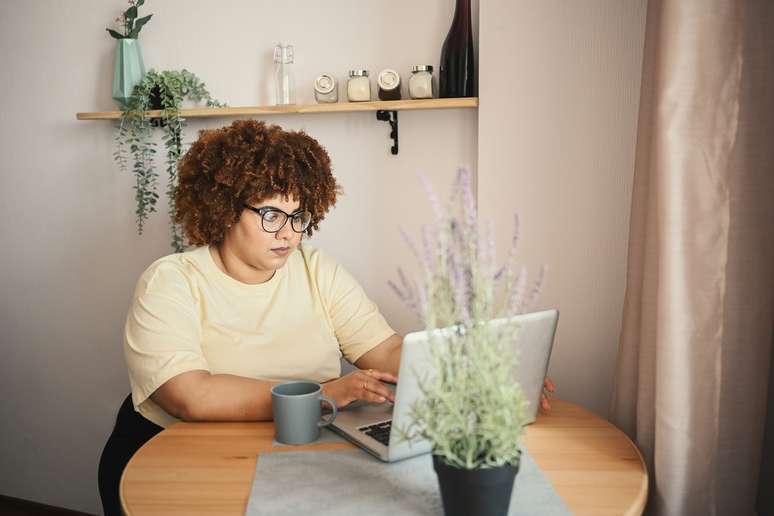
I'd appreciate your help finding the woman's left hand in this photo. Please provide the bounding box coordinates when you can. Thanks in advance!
[540,377,555,412]
[322,368,398,408]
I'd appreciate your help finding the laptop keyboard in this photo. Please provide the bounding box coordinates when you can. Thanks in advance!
[358,420,392,446]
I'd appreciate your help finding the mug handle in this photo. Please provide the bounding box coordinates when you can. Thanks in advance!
[317,395,338,427]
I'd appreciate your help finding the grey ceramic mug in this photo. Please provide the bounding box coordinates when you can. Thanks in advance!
[271,381,338,445]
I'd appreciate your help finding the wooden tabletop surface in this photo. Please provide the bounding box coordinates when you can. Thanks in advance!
[121,399,648,515]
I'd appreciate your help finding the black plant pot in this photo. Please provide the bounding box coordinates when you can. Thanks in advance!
[433,455,520,516]
[149,85,164,110]
[148,85,166,127]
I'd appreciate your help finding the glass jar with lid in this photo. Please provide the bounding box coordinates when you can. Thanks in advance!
[377,69,402,101]
[409,65,434,99]
[314,73,338,103]
[347,70,371,102]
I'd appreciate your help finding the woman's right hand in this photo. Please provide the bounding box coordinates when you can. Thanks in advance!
[322,368,398,408]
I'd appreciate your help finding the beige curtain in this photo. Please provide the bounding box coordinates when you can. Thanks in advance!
[610,1,774,515]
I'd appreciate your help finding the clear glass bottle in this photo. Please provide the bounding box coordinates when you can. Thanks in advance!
[273,43,296,105]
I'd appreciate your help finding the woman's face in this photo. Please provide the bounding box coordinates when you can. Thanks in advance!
[223,194,304,280]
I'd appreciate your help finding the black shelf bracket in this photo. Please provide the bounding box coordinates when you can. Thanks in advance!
[376,110,399,155]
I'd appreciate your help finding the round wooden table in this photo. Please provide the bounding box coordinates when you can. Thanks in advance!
[121,399,648,515]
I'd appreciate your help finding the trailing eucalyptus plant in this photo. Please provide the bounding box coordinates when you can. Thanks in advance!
[114,69,224,251]
[390,168,546,469]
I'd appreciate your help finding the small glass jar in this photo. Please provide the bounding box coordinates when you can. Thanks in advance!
[409,65,434,99]
[314,73,338,103]
[377,69,402,101]
[347,70,371,102]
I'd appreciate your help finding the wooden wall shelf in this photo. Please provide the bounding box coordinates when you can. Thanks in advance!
[75,97,478,121]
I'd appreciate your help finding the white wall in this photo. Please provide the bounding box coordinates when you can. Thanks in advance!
[0,1,477,512]
[0,0,644,513]
[479,0,647,417]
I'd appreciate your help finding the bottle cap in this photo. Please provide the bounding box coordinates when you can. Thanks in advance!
[274,43,294,64]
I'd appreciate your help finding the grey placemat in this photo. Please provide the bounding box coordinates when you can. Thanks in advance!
[271,427,345,446]
[249,435,571,516]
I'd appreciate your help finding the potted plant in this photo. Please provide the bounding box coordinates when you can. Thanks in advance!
[107,0,153,107]
[113,69,224,251]
[390,168,546,516]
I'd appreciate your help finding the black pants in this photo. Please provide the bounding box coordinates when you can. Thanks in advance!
[98,394,163,516]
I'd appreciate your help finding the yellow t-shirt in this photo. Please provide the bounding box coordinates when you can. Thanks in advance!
[124,244,395,428]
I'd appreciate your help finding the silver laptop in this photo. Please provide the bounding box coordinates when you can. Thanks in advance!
[329,309,559,462]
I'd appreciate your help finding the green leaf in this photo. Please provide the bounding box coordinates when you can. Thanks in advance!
[128,14,152,38]
[136,0,145,6]
[113,67,224,247]
[106,28,124,39]
[125,5,138,21]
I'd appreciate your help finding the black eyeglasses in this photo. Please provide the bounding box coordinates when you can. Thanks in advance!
[243,205,312,233]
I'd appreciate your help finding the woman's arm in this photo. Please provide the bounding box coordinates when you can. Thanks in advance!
[353,334,403,376]
[319,334,403,408]
[151,332,404,421]
[150,370,279,422]
[349,333,557,412]
[150,337,553,420]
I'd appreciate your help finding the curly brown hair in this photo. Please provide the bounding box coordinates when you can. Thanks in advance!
[174,119,340,245]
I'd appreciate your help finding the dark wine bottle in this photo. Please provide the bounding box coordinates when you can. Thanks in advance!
[439,0,475,98]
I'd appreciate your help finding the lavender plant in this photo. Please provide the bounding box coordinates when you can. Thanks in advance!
[390,168,546,469]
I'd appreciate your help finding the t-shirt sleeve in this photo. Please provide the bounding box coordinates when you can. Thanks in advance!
[124,261,209,409]
[313,249,396,364]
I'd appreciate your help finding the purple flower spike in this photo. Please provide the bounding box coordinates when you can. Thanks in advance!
[389,168,546,328]
[511,213,521,254]
[522,265,547,312]
[448,242,471,327]
[416,170,444,223]
[420,224,435,273]
[507,265,527,314]
[388,279,407,301]
[457,168,477,232]
[399,226,423,267]
[449,218,464,259]
[397,267,415,300]
[416,278,429,323]
[481,221,495,276]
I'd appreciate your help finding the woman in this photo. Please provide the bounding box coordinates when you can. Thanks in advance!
[97,119,554,515]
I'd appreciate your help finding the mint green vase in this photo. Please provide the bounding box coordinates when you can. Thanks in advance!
[112,38,146,107]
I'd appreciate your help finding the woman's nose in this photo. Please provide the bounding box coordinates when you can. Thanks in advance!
[276,220,294,240]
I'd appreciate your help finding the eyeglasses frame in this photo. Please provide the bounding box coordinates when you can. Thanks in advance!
[242,204,312,234]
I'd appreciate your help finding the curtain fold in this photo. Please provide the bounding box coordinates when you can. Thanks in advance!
[610,1,774,514]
